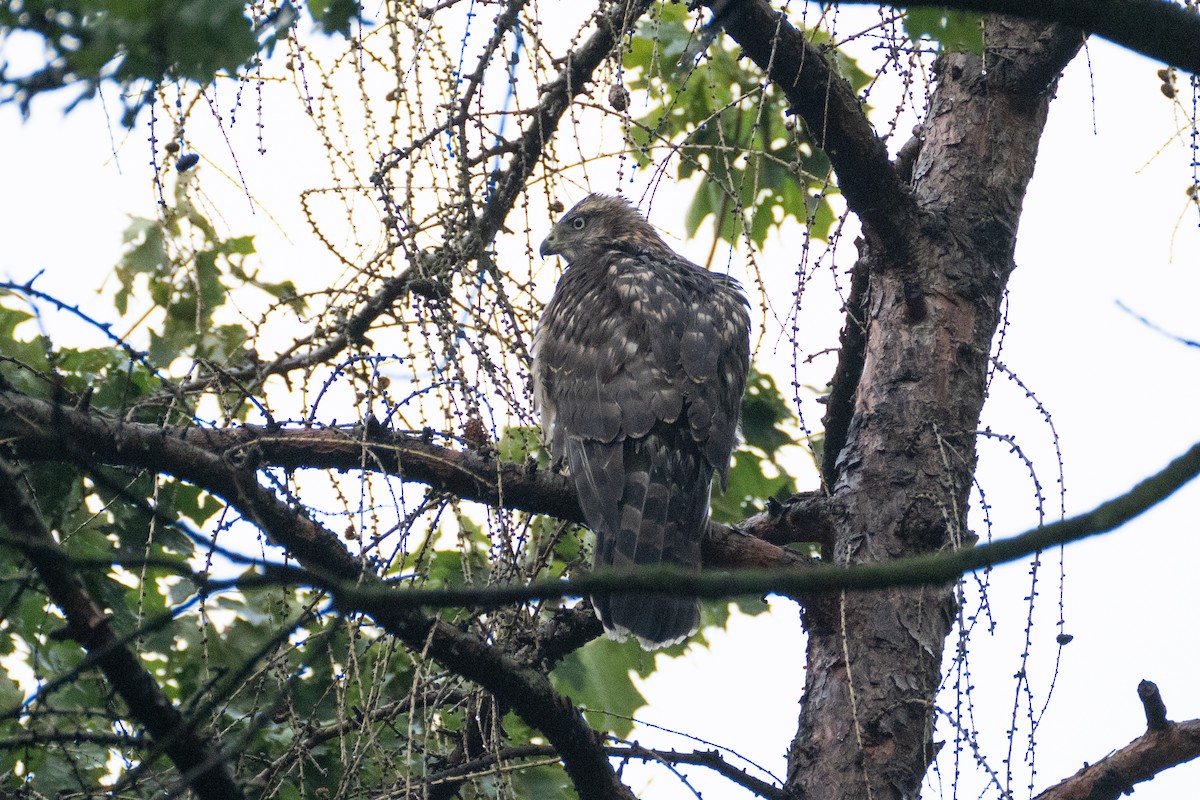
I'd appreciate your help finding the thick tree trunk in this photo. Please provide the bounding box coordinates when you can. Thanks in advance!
[790,19,1082,799]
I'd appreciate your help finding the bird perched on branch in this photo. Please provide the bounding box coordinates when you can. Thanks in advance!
[532,194,750,649]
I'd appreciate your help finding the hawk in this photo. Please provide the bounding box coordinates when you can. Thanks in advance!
[532,194,750,649]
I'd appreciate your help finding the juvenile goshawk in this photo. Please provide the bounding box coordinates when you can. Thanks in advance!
[532,194,750,649]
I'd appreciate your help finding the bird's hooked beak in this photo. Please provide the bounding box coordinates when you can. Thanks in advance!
[539,232,560,258]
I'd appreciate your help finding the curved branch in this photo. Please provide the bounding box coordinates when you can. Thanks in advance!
[192,437,1198,608]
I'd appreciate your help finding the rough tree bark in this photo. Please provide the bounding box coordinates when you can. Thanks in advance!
[778,18,1083,800]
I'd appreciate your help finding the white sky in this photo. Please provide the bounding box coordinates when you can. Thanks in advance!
[2,6,1200,800]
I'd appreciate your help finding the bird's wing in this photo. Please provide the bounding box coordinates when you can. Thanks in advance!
[532,250,749,648]
[623,259,750,486]
[679,273,751,485]
[532,256,684,455]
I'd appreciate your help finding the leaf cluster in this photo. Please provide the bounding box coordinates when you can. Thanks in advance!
[0,0,361,121]
[115,182,301,370]
[623,3,870,248]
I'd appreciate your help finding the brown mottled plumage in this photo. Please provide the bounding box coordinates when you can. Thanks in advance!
[532,194,750,649]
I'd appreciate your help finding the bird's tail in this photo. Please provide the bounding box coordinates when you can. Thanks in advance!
[568,426,711,649]
[594,588,700,650]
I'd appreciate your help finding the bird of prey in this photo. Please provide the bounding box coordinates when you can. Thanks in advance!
[532,194,750,649]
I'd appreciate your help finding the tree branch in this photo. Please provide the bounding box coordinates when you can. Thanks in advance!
[7,387,1199,608]
[1035,682,1200,800]
[7,389,1198,609]
[0,461,243,800]
[819,239,869,488]
[0,390,819,571]
[187,437,1199,609]
[616,743,785,800]
[1139,680,1171,731]
[422,742,785,800]
[701,0,920,257]
[840,0,1200,73]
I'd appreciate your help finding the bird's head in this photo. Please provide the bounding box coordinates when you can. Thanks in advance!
[539,193,669,263]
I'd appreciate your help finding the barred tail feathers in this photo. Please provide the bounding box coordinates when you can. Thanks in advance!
[567,426,710,649]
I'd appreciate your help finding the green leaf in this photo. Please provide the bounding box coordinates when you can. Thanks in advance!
[551,637,648,738]
[0,670,23,709]
[711,448,796,523]
[509,762,575,799]
[497,425,547,465]
[223,235,256,256]
[904,9,985,55]
[740,368,794,455]
[0,304,33,339]
[701,596,768,632]
[310,0,362,37]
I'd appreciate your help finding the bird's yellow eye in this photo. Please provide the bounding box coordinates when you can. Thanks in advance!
[571,217,586,230]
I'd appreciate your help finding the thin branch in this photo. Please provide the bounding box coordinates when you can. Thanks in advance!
[422,742,786,800]
[617,743,786,800]
[183,437,1200,609]
[0,731,146,748]
[1117,300,1200,348]
[1035,686,1200,800]
[0,461,243,800]
[251,690,469,789]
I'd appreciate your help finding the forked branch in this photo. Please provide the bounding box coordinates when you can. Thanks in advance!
[1035,681,1200,800]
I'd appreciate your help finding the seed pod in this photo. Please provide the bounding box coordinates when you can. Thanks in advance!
[608,83,630,112]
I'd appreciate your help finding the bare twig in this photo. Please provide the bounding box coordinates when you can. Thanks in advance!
[1139,680,1170,731]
